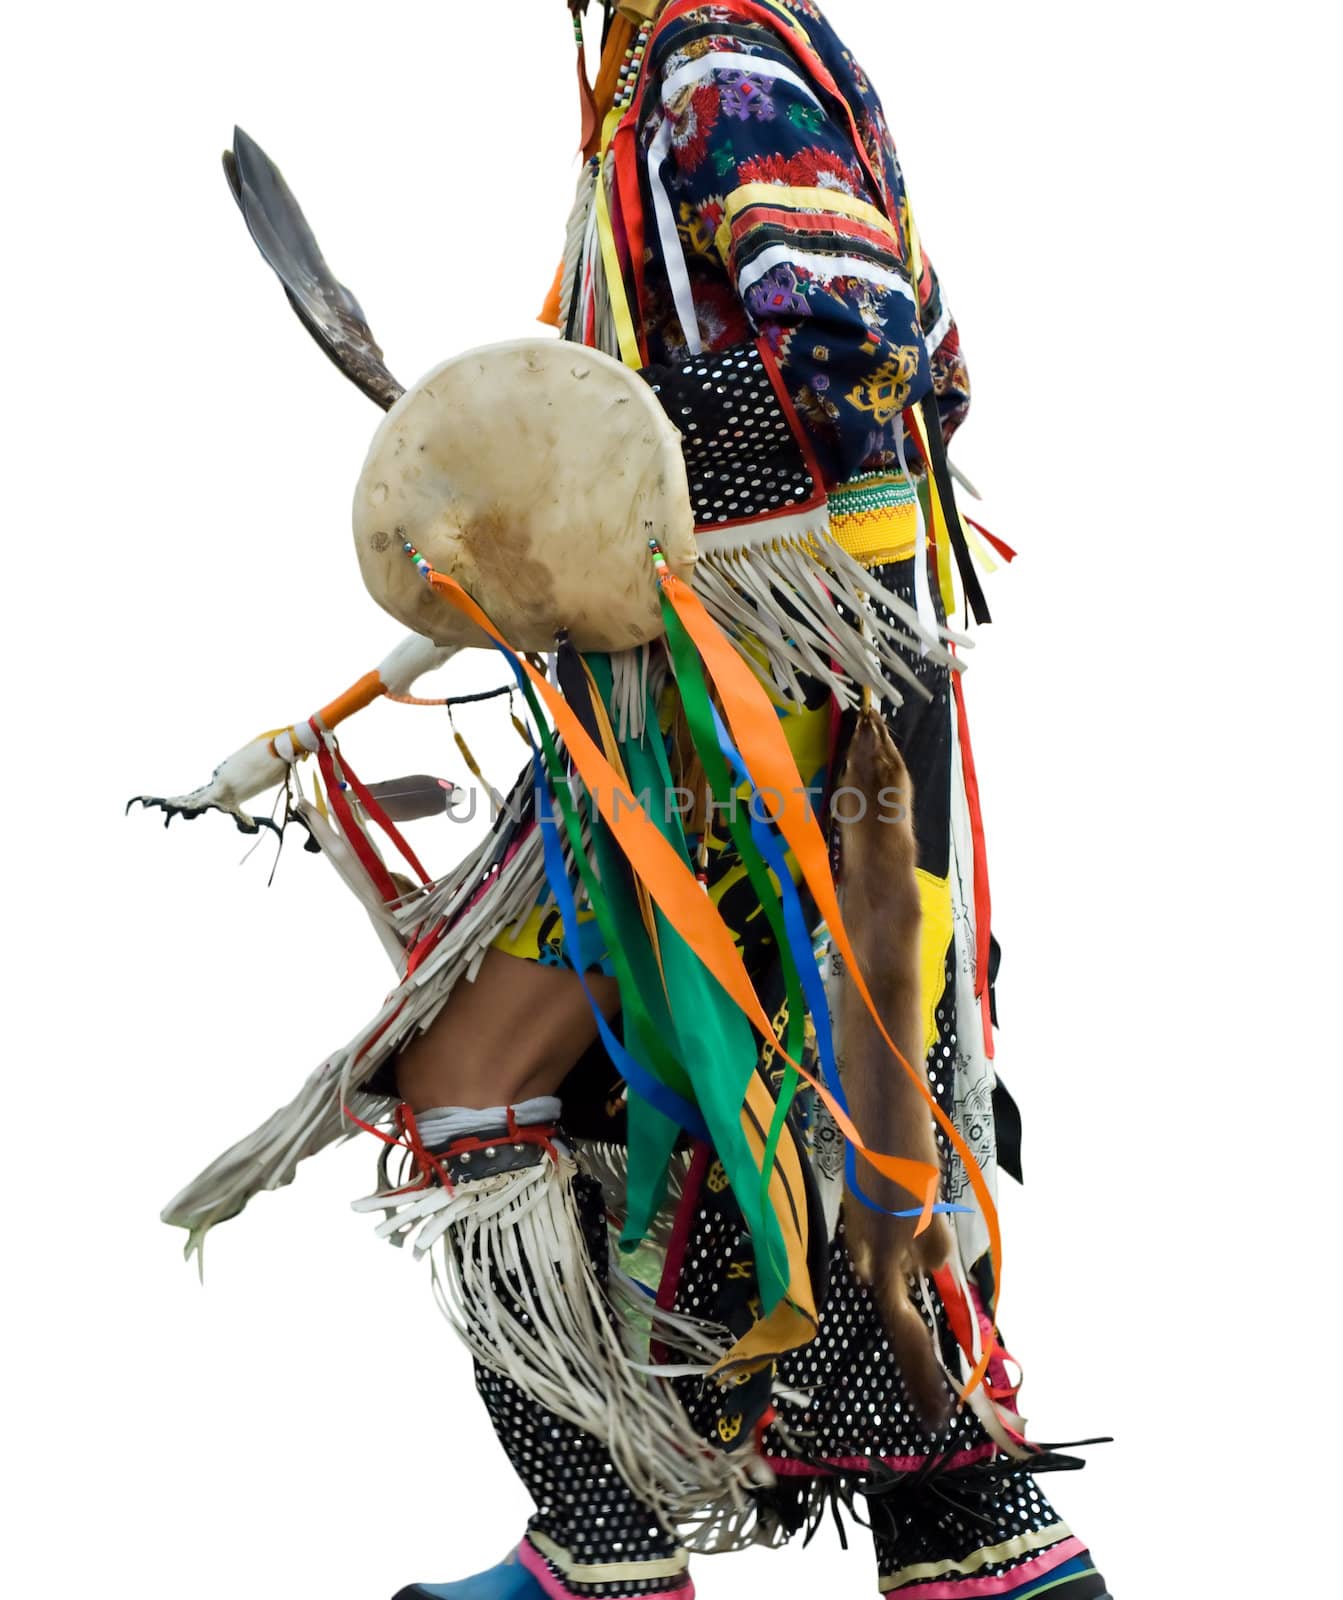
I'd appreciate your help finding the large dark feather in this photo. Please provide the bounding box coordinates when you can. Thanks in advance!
[224,127,404,409]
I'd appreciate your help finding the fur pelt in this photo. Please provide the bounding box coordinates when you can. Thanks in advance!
[835,708,953,1427]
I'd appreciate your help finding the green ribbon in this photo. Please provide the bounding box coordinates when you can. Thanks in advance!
[582,654,792,1311]
[654,600,808,1292]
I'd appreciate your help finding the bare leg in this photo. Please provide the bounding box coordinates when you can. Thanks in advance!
[395,948,621,1112]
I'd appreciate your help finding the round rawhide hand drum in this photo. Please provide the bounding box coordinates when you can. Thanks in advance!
[354,340,697,652]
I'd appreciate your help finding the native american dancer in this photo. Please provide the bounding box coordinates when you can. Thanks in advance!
[133,4,1110,1597]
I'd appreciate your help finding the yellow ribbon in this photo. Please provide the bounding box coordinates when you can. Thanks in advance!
[715,181,900,265]
[594,108,644,369]
[907,404,958,618]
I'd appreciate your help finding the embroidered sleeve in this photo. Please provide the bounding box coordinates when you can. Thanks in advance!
[646,11,949,486]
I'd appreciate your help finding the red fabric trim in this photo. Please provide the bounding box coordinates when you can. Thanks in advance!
[766,1442,997,1477]
[967,516,1018,563]
[396,1102,455,1191]
[339,1099,453,1194]
[315,732,400,904]
[338,756,431,887]
[612,118,651,363]
[655,1143,711,1321]
[900,404,931,470]
[440,1115,560,1168]
[931,1263,977,1373]
[974,1303,1021,1407]
[755,333,832,498]
[682,334,834,530]
[950,669,993,1054]
[979,980,995,1070]
[404,921,446,979]
[692,498,826,537]
[312,718,430,900]
[336,1003,408,1141]
[725,203,899,259]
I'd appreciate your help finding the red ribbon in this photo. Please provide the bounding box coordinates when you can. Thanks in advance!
[312,721,431,905]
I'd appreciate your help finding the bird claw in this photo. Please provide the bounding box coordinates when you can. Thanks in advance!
[126,794,281,838]
[127,793,322,855]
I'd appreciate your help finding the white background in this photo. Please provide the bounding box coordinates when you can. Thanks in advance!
[4,3,1337,1596]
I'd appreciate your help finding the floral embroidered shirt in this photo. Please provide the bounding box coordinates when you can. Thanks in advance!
[633,0,970,488]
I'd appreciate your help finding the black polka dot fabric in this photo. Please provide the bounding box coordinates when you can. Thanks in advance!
[475,1362,687,1599]
[865,1462,1082,1594]
[644,342,823,529]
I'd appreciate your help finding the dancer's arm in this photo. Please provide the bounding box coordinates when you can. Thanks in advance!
[652,5,971,486]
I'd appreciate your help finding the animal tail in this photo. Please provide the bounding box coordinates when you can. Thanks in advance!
[837,707,955,1428]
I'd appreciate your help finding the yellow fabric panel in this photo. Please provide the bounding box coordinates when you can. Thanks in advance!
[492,902,573,967]
[916,867,954,1060]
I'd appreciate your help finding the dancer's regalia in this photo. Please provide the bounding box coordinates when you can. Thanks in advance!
[136,4,1111,1597]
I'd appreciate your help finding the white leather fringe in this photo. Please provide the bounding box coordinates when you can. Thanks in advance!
[693,517,965,711]
[353,1154,781,1550]
[159,790,556,1260]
